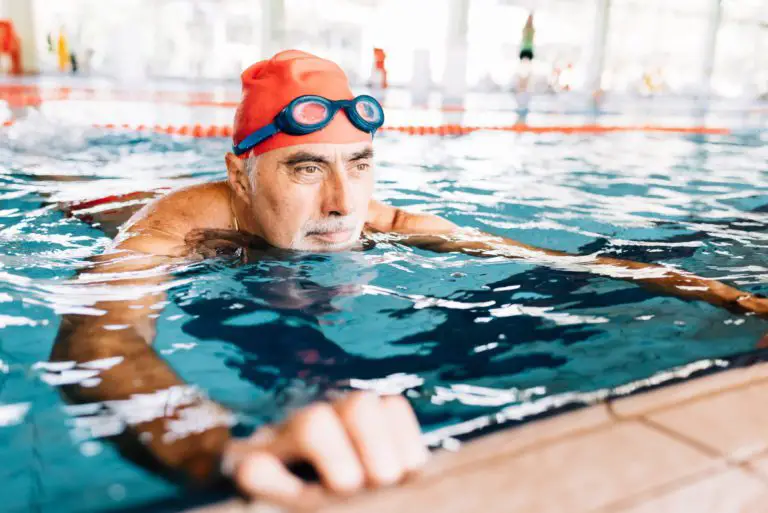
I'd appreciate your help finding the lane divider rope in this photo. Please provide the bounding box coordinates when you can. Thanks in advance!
[1,119,732,136]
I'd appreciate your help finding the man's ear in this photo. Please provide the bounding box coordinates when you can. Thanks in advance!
[225,152,251,205]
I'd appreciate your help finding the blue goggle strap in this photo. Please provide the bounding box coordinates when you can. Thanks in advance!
[232,123,280,156]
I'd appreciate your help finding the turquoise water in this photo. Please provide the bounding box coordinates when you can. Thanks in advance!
[1,118,767,512]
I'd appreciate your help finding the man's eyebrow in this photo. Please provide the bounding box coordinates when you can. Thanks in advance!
[346,148,374,162]
[281,152,331,166]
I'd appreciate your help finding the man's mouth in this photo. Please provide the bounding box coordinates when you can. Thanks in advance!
[307,229,352,244]
[308,229,354,244]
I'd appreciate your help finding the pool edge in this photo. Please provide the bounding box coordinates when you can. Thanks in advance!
[189,360,768,512]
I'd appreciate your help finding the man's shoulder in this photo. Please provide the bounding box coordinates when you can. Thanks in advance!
[123,181,232,239]
[158,181,230,211]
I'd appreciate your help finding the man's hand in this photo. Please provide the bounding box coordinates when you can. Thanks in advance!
[221,392,428,509]
[734,293,768,317]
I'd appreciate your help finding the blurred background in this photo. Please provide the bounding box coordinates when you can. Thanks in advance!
[0,0,766,104]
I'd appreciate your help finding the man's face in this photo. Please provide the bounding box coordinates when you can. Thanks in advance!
[227,141,375,252]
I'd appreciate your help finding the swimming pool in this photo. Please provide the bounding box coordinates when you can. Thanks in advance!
[1,112,767,512]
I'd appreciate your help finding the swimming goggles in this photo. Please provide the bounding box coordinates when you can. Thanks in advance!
[233,94,385,156]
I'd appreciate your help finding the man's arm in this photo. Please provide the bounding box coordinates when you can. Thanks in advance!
[51,228,233,483]
[52,222,428,508]
[366,200,768,317]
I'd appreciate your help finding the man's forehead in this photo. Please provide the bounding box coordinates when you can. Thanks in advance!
[266,142,373,161]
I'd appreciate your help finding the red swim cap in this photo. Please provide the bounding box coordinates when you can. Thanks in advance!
[233,50,370,157]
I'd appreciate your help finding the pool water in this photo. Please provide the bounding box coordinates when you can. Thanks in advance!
[1,116,767,512]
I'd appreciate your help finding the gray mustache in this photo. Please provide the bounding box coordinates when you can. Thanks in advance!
[304,217,358,235]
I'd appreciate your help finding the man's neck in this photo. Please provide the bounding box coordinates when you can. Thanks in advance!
[229,188,262,237]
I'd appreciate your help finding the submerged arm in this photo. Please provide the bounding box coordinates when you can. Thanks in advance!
[51,229,232,484]
[366,200,768,317]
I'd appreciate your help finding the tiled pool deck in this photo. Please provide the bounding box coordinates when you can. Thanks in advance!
[194,361,768,513]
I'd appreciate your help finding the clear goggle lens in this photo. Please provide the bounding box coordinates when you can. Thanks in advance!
[292,101,329,125]
[355,99,382,123]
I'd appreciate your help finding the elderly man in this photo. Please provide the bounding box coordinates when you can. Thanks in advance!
[53,50,768,509]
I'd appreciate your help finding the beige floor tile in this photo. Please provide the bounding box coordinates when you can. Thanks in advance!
[648,382,768,462]
[421,403,613,478]
[611,363,768,419]
[321,421,718,513]
[608,469,766,513]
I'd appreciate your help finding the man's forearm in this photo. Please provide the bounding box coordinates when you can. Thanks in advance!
[52,308,233,484]
[399,229,766,316]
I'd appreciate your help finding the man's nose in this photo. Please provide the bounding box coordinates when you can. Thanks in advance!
[321,167,354,217]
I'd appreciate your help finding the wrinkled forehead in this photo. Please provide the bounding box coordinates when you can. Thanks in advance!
[257,141,374,166]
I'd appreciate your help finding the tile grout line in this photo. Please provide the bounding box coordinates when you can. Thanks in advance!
[584,466,730,513]
[608,371,768,421]
[734,460,768,487]
[636,415,768,486]
[605,398,621,420]
[637,416,726,459]
[589,453,768,513]
[639,409,768,491]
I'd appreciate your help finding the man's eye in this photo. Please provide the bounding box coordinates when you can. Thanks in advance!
[355,163,371,172]
[296,165,322,175]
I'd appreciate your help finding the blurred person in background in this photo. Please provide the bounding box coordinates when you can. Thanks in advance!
[519,13,535,63]
[515,13,536,99]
